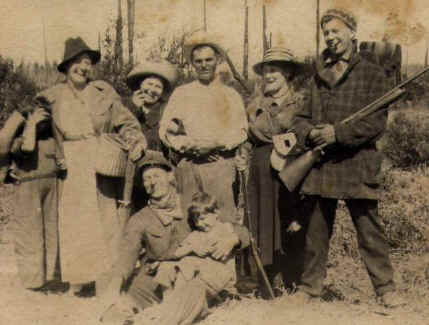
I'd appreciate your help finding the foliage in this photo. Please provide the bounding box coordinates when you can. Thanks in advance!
[383,108,429,168]
[0,56,39,128]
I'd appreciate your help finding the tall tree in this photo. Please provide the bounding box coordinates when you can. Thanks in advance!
[316,0,320,60]
[114,0,124,73]
[127,0,135,65]
[262,4,269,55]
[243,0,249,80]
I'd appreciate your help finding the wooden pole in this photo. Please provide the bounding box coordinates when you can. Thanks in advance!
[316,0,320,60]
[243,0,249,80]
[262,5,268,55]
[127,0,135,66]
[42,18,49,83]
[203,0,207,32]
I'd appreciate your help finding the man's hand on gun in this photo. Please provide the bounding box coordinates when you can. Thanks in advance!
[308,124,336,147]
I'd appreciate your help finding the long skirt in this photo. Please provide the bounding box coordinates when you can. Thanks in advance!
[58,139,110,284]
[247,144,303,266]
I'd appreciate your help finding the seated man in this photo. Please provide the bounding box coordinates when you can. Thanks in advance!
[99,151,249,324]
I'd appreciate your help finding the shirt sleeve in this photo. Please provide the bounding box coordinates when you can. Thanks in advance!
[114,214,145,280]
[334,68,389,147]
[290,82,316,150]
[222,89,248,150]
[159,89,194,152]
[110,98,148,150]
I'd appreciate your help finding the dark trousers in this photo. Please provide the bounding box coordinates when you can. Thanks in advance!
[13,178,59,288]
[299,196,395,296]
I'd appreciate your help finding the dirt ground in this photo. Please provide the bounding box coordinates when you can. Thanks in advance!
[1,183,429,325]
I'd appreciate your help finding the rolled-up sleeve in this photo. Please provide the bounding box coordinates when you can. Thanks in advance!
[114,215,145,280]
[111,98,147,150]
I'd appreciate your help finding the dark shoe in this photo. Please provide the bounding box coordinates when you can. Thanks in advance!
[74,281,96,298]
[377,291,406,308]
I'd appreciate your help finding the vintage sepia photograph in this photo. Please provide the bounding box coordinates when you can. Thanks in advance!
[0,0,429,324]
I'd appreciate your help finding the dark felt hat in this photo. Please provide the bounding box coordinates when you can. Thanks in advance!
[136,150,172,173]
[135,150,173,186]
[57,37,100,73]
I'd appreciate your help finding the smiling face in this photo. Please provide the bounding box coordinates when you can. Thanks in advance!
[194,212,218,232]
[133,76,165,107]
[322,18,355,57]
[262,63,291,96]
[66,53,92,88]
[142,167,171,200]
[191,46,220,84]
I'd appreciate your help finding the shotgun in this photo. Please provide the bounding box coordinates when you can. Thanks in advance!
[238,147,276,299]
[279,66,429,192]
[118,156,136,231]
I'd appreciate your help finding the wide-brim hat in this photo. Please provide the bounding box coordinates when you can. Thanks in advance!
[184,31,226,63]
[126,61,178,93]
[253,47,303,75]
[57,37,101,73]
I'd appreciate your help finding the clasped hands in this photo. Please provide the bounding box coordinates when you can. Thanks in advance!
[308,123,336,147]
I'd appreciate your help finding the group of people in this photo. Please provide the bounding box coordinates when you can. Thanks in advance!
[0,7,405,325]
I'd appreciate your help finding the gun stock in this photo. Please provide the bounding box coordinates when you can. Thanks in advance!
[279,147,323,192]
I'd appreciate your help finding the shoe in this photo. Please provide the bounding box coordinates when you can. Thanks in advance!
[378,291,406,308]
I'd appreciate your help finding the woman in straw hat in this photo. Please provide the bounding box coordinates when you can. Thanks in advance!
[37,37,146,296]
[123,60,178,212]
[245,47,307,295]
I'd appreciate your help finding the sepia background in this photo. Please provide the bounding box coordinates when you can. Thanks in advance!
[1,0,429,324]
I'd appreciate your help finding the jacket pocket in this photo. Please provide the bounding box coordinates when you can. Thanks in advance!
[362,149,383,188]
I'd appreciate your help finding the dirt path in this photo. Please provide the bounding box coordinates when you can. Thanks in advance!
[1,222,428,325]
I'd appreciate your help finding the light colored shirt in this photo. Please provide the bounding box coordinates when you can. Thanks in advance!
[159,77,248,152]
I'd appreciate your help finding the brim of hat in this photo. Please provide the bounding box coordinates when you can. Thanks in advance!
[253,59,303,75]
[126,72,172,93]
[184,42,225,62]
[57,50,101,73]
[135,162,172,187]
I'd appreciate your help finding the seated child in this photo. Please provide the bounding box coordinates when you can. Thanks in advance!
[153,191,238,295]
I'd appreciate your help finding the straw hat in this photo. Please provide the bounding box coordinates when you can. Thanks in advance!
[253,47,302,75]
[57,37,100,73]
[126,60,178,93]
[184,31,226,62]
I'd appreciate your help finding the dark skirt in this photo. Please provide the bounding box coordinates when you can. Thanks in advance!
[247,144,302,266]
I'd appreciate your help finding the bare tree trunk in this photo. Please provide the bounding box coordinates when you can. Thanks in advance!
[316,0,320,60]
[243,0,248,80]
[115,0,124,73]
[262,5,268,55]
[127,0,135,66]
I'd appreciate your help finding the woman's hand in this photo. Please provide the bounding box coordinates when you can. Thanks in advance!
[27,108,50,126]
[129,140,147,162]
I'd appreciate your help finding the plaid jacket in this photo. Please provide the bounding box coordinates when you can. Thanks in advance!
[292,50,389,199]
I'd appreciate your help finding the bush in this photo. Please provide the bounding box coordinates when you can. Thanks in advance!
[0,56,38,128]
[383,109,429,168]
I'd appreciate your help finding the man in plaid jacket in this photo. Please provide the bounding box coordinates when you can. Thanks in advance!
[290,9,403,308]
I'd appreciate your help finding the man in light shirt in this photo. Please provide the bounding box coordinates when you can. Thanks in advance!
[159,38,248,222]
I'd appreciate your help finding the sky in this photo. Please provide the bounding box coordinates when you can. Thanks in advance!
[1,0,429,72]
